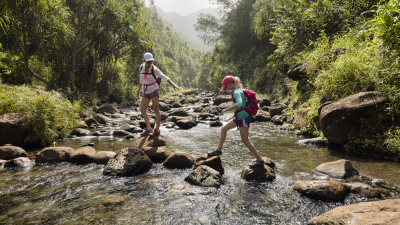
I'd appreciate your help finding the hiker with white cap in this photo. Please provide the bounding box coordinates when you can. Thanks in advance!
[137,52,181,136]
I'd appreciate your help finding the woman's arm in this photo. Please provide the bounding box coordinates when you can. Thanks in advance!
[221,104,239,115]
[137,84,143,98]
[167,79,181,90]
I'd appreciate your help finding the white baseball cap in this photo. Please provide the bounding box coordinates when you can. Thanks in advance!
[144,52,154,62]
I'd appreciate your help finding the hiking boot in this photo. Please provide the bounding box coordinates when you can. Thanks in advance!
[140,128,153,136]
[149,129,160,136]
[207,149,222,157]
[249,159,264,168]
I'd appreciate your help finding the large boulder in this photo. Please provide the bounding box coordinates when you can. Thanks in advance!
[94,151,116,164]
[103,147,152,176]
[84,118,99,127]
[7,157,34,169]
[0,113,27,146]
[315,159,359,179]
[241,164,276,182]
[69,146,96,164]
[319,91,389,145]
[96,104,120,114]
[213,95,231,106]
[307,199,400,225]
[194,154,224,175]
[175,118,197,129]
[163,151,194,169]
[134,136,171,162]
[294,180,350,202]
[287,63,310,81]
[259,99,271,107]
[0,145,28,160]
[35,147,75,163]
[184,165,223,188]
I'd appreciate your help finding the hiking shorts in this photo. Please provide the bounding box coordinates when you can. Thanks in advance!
[142,90,159,98]
[233,116,251,128]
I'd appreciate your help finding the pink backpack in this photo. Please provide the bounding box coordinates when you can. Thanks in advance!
[231,89,259,116]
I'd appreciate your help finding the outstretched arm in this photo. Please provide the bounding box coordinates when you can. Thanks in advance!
[137,84,143,98]
[167,79,181,91]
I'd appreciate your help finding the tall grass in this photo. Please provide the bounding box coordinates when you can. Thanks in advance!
[0,84,82,146]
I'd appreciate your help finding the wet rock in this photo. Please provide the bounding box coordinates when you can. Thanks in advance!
[183,90,199,96]
[0,159,7,168]
[259,99,271,107]
[169,109,192,117]
[179,98,188,105]
[344,182,382,198]
[175,118,197,129]
[139,120,155,129]
[35,147,75,163]
[205,92,214,97]
[125,134,135,140]
[7,157,34,169]
[112,130,131,136]
[96,104,120,114]
[252,110,271,122]
[307,199,400,225]
[159,102,171,111]
[71,128,91,137]
[0,113,27,146]
[160,112,169,120]
[294,180,350,202]
[241,164,276,182]
[163,151,194,169]
[184,165,223,188]
[92,131,111,136]
[189,99,200,104]
[94,151,116,164]
[129,112,140,120]
[296,137,327,146]
[81,143,95,147]
[210,121,223,127]
[103,146,152,176]
[199,112,216,120]
[194,154,224,175]
[94,114,108,124]
[269,103,286,117]
[194,106,204,112]
[69,146,96,164]
[0,145,28,160]
[260,106,270,112]
[315,159,359,178]
[319,91,390,145]
[134,136,170,162]
[110,113,125,119]
[218,102,232,110]
[84,118,99,127]
[201,106,221,115]
[101,195,125,207]
[213,95,231,106]
[199,97,210,103]
[171,101,182,108]
[120,124,142,133]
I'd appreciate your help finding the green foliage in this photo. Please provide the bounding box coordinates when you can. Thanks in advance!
[0,46,25,84]
[385,127,400,155]
[0,84,82,146]
[371,0,400,50]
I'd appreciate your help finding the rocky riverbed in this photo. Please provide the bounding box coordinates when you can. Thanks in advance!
[1,90,400,224]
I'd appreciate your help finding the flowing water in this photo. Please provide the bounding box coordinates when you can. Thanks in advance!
[1,106,400,225]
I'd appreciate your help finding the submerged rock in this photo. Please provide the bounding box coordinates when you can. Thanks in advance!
[101,195,125,207]
[103,146,152,176]
[194,154,224,175]
[69,146,96,164]
[294,180,350,202]
[163,151,194,169]
[35,147,75,163]
[296,137,327,146]
[71,128,91,137]
[185,165,222,188]
[315,159,359,178]
[0,145,28,160]
[94,151,116,164]
[307,199,400,225]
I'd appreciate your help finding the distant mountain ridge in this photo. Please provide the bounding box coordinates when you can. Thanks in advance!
[155,6,221,51]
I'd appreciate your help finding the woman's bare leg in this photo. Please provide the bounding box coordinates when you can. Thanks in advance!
[151,96,161,130]
[216,120,237,151]
[140,97,152,129]
[239,127,263,161]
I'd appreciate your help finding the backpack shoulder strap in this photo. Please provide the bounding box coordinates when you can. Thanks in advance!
[151,65,156,79]
[140,64,143,73]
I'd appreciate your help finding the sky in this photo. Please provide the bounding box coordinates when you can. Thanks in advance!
[146,0,216,16]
